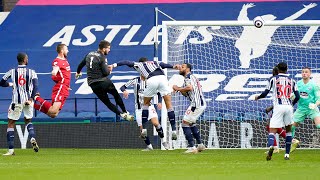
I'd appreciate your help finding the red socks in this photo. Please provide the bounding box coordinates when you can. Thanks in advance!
[34,96,51,114]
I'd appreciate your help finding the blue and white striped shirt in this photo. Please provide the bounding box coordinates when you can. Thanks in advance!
[267,73,298,106]
[184,73,206,108]
[116,60,174,79]
[120,77,160,110]
[1,65,38,104]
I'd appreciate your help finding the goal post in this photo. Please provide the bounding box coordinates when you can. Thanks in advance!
[161,20,320,149]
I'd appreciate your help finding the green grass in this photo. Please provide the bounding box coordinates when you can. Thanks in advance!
[0,149,318,180]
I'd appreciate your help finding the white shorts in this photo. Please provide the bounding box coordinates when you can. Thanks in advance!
[269,105,293,128]
[183,105,206,124]
[144,75,171,97]
[135,106,158,126]
[8,103,34,120]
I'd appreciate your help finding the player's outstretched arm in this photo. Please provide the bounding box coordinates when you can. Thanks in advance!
[255,89,270,100]
[112,60,135,68]
[76,57,86,79]
[173,84,192,94]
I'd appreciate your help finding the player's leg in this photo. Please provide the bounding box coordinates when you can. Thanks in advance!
[23,104,39,152]
[90,81,122,115]
[284,125,292,160]
[4,103,22,155]
[148,106,168,150]
[136,109,153,151]
[162,94,177,140]
[105,79,128,114]
[46,102,62,118]
[290,109,305,152]
[310,110,320,130]
[189,106,206,152]
[266,106,283,161]
[34,95,52,115]
[182,121,197,154]
[182,107,200,154]
[283,106,293,160]
[4,119,16,156]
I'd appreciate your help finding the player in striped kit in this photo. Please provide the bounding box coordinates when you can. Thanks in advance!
[255,62,300,161]
[33,44,71,118]
[0,52,39,155]
[172,63,206,154]
[120,76,168,150]
[110,57,180,140]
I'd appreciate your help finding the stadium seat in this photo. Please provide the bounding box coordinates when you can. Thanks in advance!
[98,112,116,122]
[77,112,96,118]
[203,111,222,121]
[58,112,75,118]
[222,111,240,121]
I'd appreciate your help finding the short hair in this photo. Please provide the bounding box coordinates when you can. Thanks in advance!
[99,40,111,50]
[272,66,279,76]
[277,62,287,72]
[138,57,148,62]
[302,66,312,72]
[56,44,66,53]
[184,63,192,71]
[17,52,27,64]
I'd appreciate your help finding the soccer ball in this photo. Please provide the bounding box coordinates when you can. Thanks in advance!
[253,16,264,28]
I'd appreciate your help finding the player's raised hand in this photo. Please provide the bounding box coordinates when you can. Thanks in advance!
[123,90,129,99]
[75,72,82,79]
[303,3,317,9]
[254,95,259,101]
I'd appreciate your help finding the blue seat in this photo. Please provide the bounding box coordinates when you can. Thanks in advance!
[98,112,116,122]
[77,112,96,118]
[58,112,75,118]
[203,111,221,121]
[223,111,240,121]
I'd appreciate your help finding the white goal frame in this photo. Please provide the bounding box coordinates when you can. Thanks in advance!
[161,20,320,150]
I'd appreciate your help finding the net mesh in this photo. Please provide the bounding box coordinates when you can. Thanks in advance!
[163,23,320,149]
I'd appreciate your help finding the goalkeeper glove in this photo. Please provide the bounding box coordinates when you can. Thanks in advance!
[75,72,82,79]
[309,103,317,110]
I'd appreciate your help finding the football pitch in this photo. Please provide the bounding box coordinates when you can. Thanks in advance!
[0,149,318,180]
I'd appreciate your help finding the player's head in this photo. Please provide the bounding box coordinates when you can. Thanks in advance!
[277,62,287,73]
[98,40,111,55]
[261,14,277,21]
[56,44,68,58]
[179,63,192,76]
[301,66,312,80]
[17,52,28,65]
[138,57,148,62]
[272,66,279,76]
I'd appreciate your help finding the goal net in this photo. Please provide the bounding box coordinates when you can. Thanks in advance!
[161,20,320,149]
